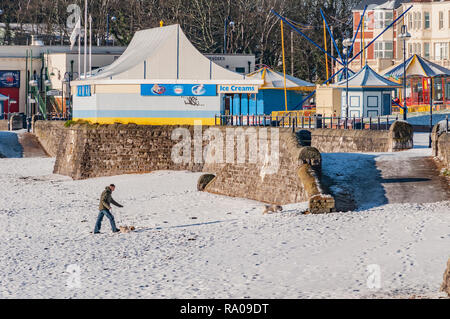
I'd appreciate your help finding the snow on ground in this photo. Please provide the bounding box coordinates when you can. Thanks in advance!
[0,149,449,299]
[321,133,434,211]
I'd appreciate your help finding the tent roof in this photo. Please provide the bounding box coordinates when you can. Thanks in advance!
[84,24,251,82]
[382,54,450,79]
[354,0,406,11]
[246,67,315,91]
[332,64,401,88]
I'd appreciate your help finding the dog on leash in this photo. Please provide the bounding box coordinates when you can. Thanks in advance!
[119,226,136,233]
[262,204,283,215]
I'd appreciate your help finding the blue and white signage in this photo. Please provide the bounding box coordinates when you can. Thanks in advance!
[0,71,20,88]
[77,85,92,97]
[141,84,217,97]
[218,84,258,94]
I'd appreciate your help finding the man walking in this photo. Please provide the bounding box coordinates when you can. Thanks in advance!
[94,184,123,234]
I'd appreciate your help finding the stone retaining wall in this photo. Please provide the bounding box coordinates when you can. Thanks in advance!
[441,258,450,297]
[432,123,450,170]
[34,121,334,211]
[203,129,330,207]
[34,121,66,157]
[308,121,414,153]
[0,120,7,131]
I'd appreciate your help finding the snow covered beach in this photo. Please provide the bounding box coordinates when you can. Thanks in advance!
[0,133,449,299]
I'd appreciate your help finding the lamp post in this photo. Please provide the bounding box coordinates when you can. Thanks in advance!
[223,17,235,54]
[29,79,38,117]
[8,99,16,130]
[399,25,411,121]
[44,79,51,117]
[429,77,433,148]
[106,14,117,46]
[343,38,352,120]
[0,9,4,45]
[63,72,72,119]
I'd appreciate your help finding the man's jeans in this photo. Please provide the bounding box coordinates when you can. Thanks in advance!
[94,209,119,233]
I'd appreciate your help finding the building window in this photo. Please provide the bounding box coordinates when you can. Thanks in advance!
[375,41,393,58]
[408,43,413,56]
[414,43,421,55]
[350,96,360,107]
[439,11,444,29]
[367,96,379,108]
[363,13,368,30]
[408,13,413,31]
[435,43,449,60]
[374,10,393,29]
[424,43,430,58]
[235,67,246,74]
[424,12,430,29]
[413,12,422,29]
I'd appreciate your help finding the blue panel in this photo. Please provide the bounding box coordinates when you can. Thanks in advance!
[233,95,241,115]
[249,94,258,115]
[382,93,392,115]
[257,92,265,115]
[77,85,91,97]
[141,84,217,97]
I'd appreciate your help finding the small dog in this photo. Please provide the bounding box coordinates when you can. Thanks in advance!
[119,226,136,233]
[262,204,283,215]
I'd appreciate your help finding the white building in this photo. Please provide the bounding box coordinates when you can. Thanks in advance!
[71,24,262,125]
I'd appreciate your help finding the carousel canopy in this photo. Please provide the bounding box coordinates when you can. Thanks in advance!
[382,54,450,79]
[337,68,356,82]
[333,64,401,88]
[246,67,315,91]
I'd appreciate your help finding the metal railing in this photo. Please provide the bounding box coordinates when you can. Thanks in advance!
[47,112,71,121]
[215,114,401,131]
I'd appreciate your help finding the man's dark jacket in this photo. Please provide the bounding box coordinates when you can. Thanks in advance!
[99,187,123,211]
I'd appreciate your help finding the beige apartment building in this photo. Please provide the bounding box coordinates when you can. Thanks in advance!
[349,0,450,74]
[404,0,450,68]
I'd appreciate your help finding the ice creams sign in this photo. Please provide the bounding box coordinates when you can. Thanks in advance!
[141,84,217,96]
[217,85,258,94]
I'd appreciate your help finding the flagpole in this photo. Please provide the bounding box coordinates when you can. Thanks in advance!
[89,15,92,77]
[84,0,88,78]
[78,29,81,79]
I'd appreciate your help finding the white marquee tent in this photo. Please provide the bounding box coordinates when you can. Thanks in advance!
[89,24,246,81]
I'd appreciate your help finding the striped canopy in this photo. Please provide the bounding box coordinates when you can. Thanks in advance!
[246,67,315,91]
[383,54,450,80]
[333,64,401,88]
